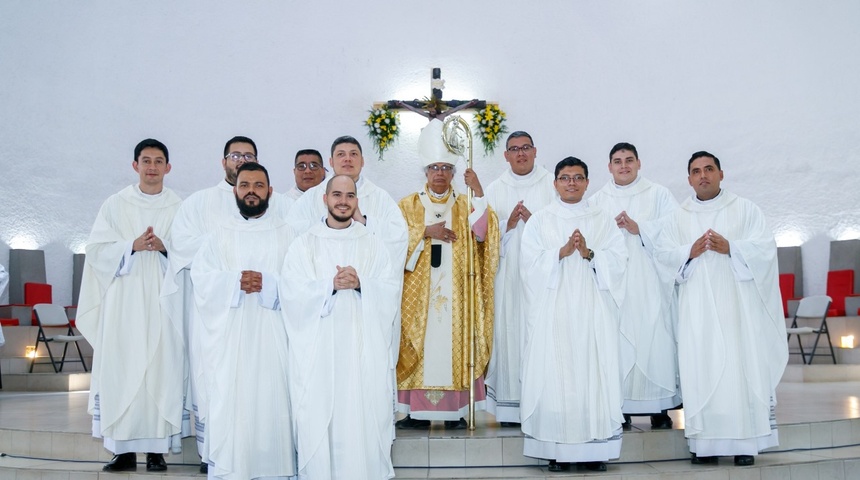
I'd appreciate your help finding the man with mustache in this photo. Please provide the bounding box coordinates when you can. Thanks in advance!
[641,151,787,467]
[286,148,327,200]
[191,162,297,480]
[281,175,400,480]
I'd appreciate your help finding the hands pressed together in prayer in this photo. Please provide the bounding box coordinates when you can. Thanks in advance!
[133,226,166,253]
[614,210,639,235]
[506,200,532,232]
[240,270,263,294]
[559,228,590,260]
[690,229,730,259]
[333,265,360,291]
[425,221,457,243]
[463,168,483,198]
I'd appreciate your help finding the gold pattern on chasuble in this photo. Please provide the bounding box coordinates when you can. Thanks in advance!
[424,390,446,405]
[396,192,501,391]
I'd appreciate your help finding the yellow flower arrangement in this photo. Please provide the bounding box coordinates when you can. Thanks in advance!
[365,107,400,159]
[473,104,508,155]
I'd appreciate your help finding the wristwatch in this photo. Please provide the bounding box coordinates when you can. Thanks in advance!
[586,249,595,261]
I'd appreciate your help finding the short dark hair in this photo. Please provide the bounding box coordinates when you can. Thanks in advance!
[325,174,357,194]
[506,131,534,148]
[330,136,363,156]
[609,142,638,161]
[134,138,169,163]
[554,156,589,179]
[224,136,257,157]
[236,161,269,185]
[295,149,323,164]
[687,151,721,173]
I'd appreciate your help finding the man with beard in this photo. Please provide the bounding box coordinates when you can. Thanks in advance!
[641,151,786,467]
[281,175,399,480]
[191,162,297,480]
[77,138,183,472]
[588,143,681,430]
[161,135,288,473]
[286,149,327,200]
[520,157,627,472]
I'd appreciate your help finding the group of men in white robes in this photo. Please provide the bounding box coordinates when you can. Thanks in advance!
[76,128,786,476]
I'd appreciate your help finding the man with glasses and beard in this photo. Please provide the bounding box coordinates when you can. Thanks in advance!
[286,149,327,200]
[190,162,297,480]
[281,175,400,480]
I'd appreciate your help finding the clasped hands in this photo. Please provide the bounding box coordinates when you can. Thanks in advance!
[132,226,166,253]
[240,271,263,294]
[333,265,360,291]
[507,200,532,232]
[690,229,730,259]
[559,228,590,260]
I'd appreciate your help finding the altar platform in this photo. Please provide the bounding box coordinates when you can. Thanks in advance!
[2,365,860,479]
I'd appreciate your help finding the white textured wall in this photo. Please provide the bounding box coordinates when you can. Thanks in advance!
[1,1,858,305]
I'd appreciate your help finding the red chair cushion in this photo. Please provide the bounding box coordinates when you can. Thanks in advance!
[779,273,795,317]
[23,282,52,326]
[826,270,855,317]
[0,318,19,326]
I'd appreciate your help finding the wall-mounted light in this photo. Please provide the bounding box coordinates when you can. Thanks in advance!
[25,345,37,359]
[841,335,855,349]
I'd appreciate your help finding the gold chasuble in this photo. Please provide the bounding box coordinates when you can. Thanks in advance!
[397,188,500,392]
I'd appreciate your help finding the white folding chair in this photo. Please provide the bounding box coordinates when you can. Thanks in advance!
[786,295,836,364]
[30,303,88,373]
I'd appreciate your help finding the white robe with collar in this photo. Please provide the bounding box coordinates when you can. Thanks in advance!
[77,184,183,447]
[519,198,627,461]
[281,220,398,480]
[640,190,787,455]
[191,210,297,480]
[589,177,681,413]
[482,166,556,422]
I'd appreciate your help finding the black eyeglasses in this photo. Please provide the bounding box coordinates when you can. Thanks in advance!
[506,145,534,154]
[225,152,257,163]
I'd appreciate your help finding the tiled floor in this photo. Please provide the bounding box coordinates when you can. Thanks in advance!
[2,380,860,478]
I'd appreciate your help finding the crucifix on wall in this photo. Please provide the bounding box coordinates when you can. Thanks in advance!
[383,68,487,122]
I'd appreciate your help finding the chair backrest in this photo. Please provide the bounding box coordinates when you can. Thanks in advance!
[826,270,855,316]
[24,282,53,326]
[795,295,832,319]
[33,303,71,327]
[779,273,795,317]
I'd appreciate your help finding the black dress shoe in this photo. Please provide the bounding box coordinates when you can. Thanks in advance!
[547,460,571,472]
[499,421,521,428]
[146,453,167,472]
[690,453,717,464]
[622,414,632,430]
[444,418,467,429]
[734,455,755,466]
[583,461,607,471]
[395,415,431,429]
[650,413,673,429]
[103,452,137,472]
[200,462,209,473]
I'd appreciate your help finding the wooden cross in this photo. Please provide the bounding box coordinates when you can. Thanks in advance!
[380,68,488,121]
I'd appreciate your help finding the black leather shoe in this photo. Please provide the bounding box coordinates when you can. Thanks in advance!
[622,414,632,430]
[650,413,673,429]
[396,415,431,429]
[690,453,717,464]
[583,461,607,471]
[499,421,521,428]
[200,462,209,473]
[444,418,467,429]
[548,460,571,472]
[103,452,137,472]
[146,453,167,472]
[734,455,755,466]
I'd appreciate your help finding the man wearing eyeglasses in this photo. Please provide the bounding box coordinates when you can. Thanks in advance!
[467,131,556,427]
[77,139,183,473]
[519,157,626,472]
[588,143,681,432]
[640,151,786,467]
[287,149,327,200]
[395,119,500,430]
[161,135,293,474]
